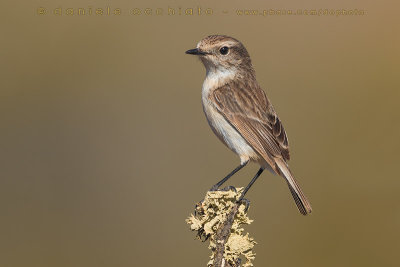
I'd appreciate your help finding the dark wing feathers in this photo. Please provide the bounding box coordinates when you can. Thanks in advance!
[212,82,290,163]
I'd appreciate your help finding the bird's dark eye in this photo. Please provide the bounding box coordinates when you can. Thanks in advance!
[219,46,229,55]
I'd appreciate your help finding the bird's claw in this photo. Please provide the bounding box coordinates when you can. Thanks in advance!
[209,184,219,191]
[237,198,250,212]
[209,185,236,192]
[221,185,237,192]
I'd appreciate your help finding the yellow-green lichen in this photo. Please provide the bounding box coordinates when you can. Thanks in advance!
[186,188,256,267]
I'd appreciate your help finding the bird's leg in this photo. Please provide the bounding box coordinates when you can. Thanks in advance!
[194,162,249,216]
[238,168,264,201]
[210,161,248,191]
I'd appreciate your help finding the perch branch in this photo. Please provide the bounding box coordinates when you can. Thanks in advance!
[186,188,256,267]
[213,204,240,267]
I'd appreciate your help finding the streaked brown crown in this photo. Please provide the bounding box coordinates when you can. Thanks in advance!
[196,35,254,74]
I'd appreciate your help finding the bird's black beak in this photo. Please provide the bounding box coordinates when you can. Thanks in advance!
[185,48,206,55]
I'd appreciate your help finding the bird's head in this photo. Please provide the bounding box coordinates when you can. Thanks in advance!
[186,35,254,75]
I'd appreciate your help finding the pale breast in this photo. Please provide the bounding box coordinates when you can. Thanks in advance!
[202,74,259,164]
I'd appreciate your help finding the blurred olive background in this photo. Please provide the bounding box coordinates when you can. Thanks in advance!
[1,0,399,266]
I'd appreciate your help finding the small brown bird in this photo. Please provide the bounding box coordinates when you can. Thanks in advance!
[186,35,312,215]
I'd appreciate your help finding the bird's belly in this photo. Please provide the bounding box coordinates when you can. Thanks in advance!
[202,101,259,164]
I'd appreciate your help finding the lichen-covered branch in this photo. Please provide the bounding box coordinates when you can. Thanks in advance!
[186,188,256,267]
[213,204,239,267]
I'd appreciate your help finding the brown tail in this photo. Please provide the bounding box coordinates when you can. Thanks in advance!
[275,158,312,215]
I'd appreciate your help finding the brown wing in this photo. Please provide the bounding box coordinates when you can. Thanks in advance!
[213,81,313,215]
[212,81,290,166]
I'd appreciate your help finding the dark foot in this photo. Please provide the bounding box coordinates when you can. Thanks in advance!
[209,184,219,191]
[210,185,237,192]
[221,185,237,192]
[237,198,250,212]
